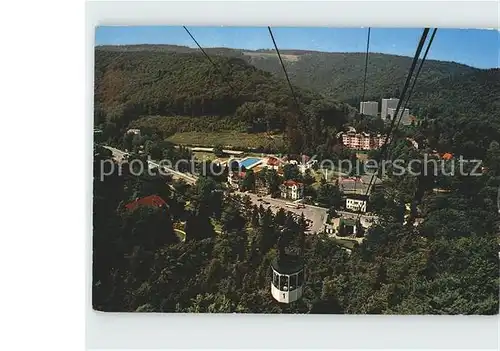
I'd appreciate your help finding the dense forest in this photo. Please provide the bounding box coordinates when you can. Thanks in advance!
[95,45,500,157]
[96,44,500,120]
[94,49,357,155]
[93,138,500,314]
[246,51,500,118]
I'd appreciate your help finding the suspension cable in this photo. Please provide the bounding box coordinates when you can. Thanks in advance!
[356,28,431,221]
[360,27,371,114]
[183,26,283,153]
[267,26,305,119]
[395,28,438,129]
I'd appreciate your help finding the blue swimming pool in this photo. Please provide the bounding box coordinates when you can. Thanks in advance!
[239,157,262,169]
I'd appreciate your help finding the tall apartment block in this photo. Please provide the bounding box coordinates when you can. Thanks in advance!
[359,101,379,117]
[381,98,399,119]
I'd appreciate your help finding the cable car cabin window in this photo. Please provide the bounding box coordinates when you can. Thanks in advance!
[272,271,278,287]
[289,273,298,291]
[279,274,289,291]
[297,270,304,286]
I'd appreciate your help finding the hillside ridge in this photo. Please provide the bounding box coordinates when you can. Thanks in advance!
[95,44,482,71]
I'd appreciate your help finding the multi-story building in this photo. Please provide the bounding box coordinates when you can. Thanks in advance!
[359,101,379,117]
[387,108,410,125]
[381,98,399,119]
[338,131,387,151]
[280,180,304,200]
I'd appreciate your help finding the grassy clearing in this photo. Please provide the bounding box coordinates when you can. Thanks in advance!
[244,51,300,62]
[167,131,285,150]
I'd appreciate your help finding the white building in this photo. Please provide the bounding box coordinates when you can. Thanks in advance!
[346,197,367,213]
[280,180,304,200]
[387,108,411,125]
[381,98,399,119]
[360,101,379,117]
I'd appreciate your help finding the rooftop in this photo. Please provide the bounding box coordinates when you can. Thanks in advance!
[442,153,453,160]
[283,180,303,187]
[267,156,282,166]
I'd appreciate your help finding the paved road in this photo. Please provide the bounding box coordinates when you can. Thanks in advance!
[103,145,376,233]
[104,146,198,185]
[233,191,328,233]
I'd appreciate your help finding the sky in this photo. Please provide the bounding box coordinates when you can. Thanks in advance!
[95,26,499,69]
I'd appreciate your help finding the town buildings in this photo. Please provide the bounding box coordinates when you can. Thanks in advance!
[280,180,304,200]
[359,101,379,117]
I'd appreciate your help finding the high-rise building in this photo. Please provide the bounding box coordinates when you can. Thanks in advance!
[381,98,399,119]
[387,108,410,125]
[359,101,378,117]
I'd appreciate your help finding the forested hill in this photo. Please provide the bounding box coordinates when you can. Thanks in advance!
[94,48,357,154]
[96,44,500,119]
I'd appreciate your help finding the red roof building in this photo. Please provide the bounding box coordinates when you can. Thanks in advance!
[125,195,168,211]
[283,180,302,187]
[267,157,281,167]
[280,180,304,200]
[442,153,453,160]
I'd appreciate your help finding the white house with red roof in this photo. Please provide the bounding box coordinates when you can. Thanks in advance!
[280,180,304,200]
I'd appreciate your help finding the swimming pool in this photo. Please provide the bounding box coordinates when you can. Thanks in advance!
[239,157,262,169]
